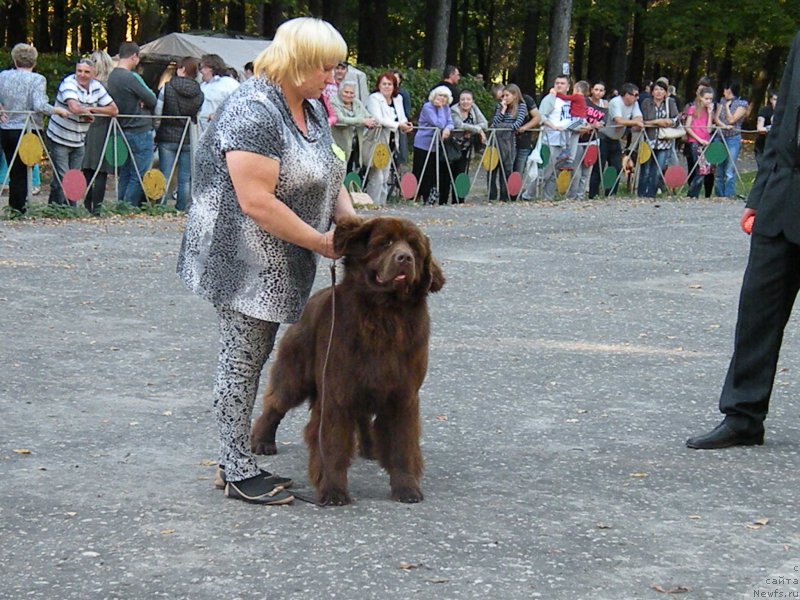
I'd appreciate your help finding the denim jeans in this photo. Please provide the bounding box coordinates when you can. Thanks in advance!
[639,148,670,198]
[46,137,85,205]
[158,142,192,211]
[715,134,741,198]
[118,129,154,207]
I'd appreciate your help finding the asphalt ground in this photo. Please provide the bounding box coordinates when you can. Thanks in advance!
[1,197,799,600]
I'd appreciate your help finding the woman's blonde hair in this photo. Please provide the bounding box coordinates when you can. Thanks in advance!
[253,17,346,87]
[428,85,453,104]
[11,43,38,69]
[89,50,114,82]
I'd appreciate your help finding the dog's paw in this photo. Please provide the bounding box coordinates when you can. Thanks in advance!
[318,488,351,506]
[251,441,277,456]
[392,486,423,503]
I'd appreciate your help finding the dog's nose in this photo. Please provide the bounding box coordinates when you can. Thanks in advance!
[395,251,413,265]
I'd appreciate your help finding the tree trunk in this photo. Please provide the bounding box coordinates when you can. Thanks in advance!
[609,31,627,90]
[716,33,736,88]
[545,0,572,88]
[587,24,607,85]
[446,0,459,68]
[138,4,163,43]
[515,1,540,97]
[106,12,127,53]
[5,0,28,46]
[199,0,212,29]
[80,14,93,53]
[227,0,246,32]
[162,0,181,34]
[628,0,648,87]
[34,0,51,51]
[322,0,342,29]
[358,0,387,66]
[572,14,586,82]
[430,0,452,72]
[261,1,284,38]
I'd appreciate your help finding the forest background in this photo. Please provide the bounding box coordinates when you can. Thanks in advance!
[2,0,800,123]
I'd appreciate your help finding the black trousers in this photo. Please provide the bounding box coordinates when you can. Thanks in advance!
[719,231,800,435]
[1,129,28,213]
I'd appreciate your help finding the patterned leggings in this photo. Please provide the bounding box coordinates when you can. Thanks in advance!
[214,306,280,482]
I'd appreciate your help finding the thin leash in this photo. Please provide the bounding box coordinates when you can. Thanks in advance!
[291,260,338,506]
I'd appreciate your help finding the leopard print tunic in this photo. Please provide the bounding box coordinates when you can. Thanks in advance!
[177,77,346,322]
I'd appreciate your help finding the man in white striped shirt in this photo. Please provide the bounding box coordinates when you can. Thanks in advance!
[46,57,118,206]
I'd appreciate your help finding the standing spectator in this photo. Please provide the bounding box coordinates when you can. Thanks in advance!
[243,62,254,79]
[538,74,573,200]
[391,69,412,165]
[81,50,116,215]
[0,43,69,214]
[330,81,376,172]
[432,65,461,105]
[682,77,715,198]
[714,79,749,198]
[363,72,412,205]
[604,83,644,195]
[450,89,488,203]
[177,17,355,502]
[155,56,203,212]
[489,83,526,201]
[565,81,599,200]
[198,54,239,133]
[412,86,454,205]
[586,81,609,199]
[686,31,800,450]
[46,57,118,206]
[639,80,679,198]
[106,41,157,207]
[754,91,777,167]
[514,92,541,176]
[684,86,716,198]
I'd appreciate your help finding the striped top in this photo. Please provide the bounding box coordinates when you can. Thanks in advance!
[46,74,114,147]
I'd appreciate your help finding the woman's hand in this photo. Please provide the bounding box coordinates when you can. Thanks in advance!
[399,121,413,133]
[315,230,339,259]
[363,117,377,128]
[442,129,451,140]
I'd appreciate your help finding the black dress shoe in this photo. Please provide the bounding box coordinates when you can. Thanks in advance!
[686,422,764,449]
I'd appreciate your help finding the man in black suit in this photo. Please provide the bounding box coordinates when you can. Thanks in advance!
[687,30,800,449]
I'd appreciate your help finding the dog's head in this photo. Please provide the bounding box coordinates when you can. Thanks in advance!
[333,216,445,299]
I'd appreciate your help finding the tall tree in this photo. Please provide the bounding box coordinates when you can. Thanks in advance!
[5,0,29,46]
[357,0,387,66]
[628,0,647,87]
[228,0,246,32]
[515,1,541,97]
[430,0,452,72]
[545,0,572,88]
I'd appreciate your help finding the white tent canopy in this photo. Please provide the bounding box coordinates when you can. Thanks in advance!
[138,31,370,101]
[138,33,271,77]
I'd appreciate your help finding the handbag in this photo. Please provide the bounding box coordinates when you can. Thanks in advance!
[347,180,373,205]
[444,139,462,162]
[657,124,686,140]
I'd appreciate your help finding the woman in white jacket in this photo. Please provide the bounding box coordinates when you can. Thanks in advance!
[363,71,413,204]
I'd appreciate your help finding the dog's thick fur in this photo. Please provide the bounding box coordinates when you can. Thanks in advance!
[251,216,445,505]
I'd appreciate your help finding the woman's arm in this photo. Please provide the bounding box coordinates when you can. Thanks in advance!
[227,150,339,259]
[366,94,399,129]
[335,186,357,222]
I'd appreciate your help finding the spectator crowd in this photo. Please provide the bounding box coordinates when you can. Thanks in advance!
[0,40,776,214]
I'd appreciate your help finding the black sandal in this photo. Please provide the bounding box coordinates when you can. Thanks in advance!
[224,474,294,505]
[214,466,293,490]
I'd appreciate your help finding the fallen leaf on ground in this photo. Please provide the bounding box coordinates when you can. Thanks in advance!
[200,459,217,467]
[13,449,31,454]
[652,583,692,594]
[399,562,421,570]
[630,472,648,478]
[435,415,448,421]
[746,517,769,530]
[160,529,176,535]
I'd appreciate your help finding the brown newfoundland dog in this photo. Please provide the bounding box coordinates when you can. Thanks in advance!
[251,216,445,506]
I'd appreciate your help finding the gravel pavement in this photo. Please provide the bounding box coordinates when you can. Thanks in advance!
[1,197,799,600]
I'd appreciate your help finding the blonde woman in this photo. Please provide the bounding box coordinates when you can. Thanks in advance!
[363,72,413,204]
[81,50,116,214]
[178,17,356,506]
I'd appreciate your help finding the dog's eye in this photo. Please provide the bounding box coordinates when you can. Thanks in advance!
[385,239,394,248]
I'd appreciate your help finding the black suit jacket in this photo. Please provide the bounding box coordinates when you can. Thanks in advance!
[747,31,800,242]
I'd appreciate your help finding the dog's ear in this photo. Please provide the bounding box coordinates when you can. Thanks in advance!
[422,235,445,293]
[333,216,370,256]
